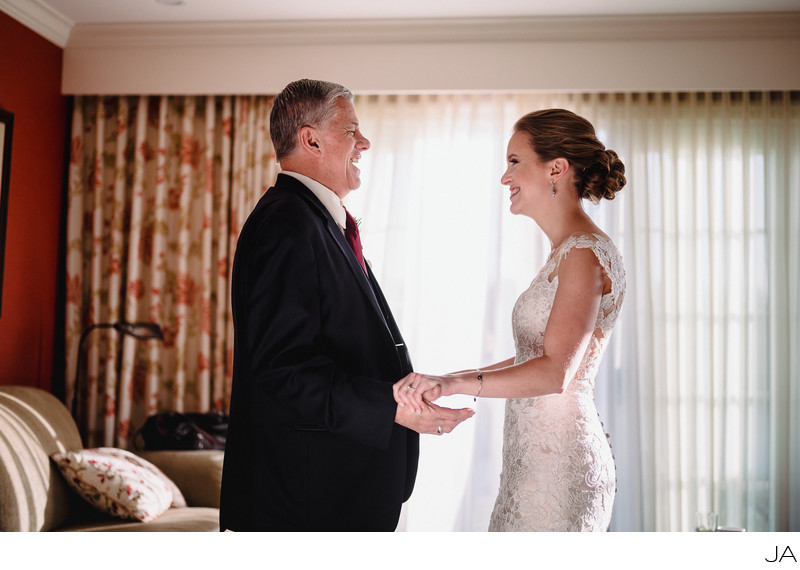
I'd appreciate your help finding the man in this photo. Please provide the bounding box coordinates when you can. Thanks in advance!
[219,79,474,531]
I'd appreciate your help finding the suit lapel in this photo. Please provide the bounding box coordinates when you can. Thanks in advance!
[322,218,392,330]
[278,174,392,332]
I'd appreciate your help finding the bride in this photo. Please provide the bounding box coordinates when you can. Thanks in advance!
[394,109,626,531]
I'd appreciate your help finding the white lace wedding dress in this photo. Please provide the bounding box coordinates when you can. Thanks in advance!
[488,233,625,532]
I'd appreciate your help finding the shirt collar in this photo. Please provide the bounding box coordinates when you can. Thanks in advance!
[282,170,347,230]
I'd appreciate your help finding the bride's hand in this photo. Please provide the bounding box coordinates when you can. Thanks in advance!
[393,373,445,414]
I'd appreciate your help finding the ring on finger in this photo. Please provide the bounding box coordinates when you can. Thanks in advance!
[437,426,443,435]
[406,386,415,391]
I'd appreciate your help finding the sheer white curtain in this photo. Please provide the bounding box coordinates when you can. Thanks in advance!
[348,91,799,531]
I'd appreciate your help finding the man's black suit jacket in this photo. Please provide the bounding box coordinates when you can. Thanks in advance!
[219,174,418,531]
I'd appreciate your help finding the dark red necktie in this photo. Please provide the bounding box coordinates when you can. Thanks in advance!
[344,210,367,274]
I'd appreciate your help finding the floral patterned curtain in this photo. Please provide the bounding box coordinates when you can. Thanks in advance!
[65,95,276,447]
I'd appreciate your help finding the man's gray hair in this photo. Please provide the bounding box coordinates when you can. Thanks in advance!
[270,79,354,160]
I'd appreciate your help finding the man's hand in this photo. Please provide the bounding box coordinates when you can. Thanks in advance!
[393,372,446,413]
[394,397,474,436]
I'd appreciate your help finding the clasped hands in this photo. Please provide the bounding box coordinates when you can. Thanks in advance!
[393,372,471,436]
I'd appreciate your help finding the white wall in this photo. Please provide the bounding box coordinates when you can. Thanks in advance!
[59,13,800,95]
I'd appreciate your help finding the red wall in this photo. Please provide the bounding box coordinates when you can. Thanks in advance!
[0,12,67,392]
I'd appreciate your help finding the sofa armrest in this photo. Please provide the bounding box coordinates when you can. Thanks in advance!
[136,450,223,508]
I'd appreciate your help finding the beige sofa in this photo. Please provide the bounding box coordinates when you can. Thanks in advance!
[0,385,223,531]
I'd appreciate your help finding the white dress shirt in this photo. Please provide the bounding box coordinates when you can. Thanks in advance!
[281,170,347,233]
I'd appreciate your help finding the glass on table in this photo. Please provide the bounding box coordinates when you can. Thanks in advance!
[695,511,718,532]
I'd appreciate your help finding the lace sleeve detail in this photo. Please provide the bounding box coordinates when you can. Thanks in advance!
[554,233,626,328]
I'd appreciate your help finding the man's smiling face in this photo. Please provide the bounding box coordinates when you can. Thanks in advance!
[314,97,371,200]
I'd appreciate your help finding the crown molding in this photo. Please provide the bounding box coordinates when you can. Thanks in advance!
[3,3,798,50]
[66,12,800,48]
[0,0,73,47]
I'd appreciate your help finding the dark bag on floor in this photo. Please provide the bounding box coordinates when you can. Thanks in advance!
[135,410,228,451]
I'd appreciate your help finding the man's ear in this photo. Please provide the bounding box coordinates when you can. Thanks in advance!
[298,126,321,154]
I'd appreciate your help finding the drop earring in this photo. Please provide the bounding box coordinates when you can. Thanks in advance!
[551,179,556,198]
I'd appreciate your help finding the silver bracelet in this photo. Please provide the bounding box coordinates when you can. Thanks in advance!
[475,370,483,402]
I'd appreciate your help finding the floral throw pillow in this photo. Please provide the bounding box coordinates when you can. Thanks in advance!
[51,447,186,522]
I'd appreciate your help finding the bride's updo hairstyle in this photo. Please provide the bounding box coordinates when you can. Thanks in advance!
[514,109,626,202]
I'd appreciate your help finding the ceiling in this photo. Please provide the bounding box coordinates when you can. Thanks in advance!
[25,0,800,24]
[3,0,799,53]
[4,0,798,96]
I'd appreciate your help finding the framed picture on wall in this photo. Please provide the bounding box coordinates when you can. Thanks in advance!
[0,108,13,318]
